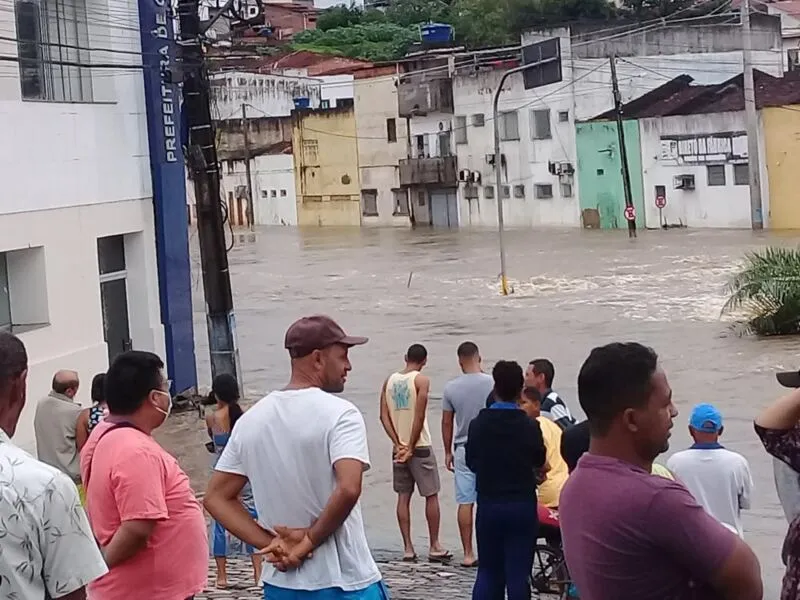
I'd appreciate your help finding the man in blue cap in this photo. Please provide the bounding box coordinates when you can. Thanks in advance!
[667,403,753,538]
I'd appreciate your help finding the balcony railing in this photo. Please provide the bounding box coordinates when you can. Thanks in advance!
[399,156,458,187]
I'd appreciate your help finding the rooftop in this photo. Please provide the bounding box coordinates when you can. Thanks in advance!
[592,69,800,120]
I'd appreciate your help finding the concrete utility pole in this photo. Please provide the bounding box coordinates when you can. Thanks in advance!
[742,0,764,230]
[241,103,255,230]
[609,54,637,238]
[178,0,242,383]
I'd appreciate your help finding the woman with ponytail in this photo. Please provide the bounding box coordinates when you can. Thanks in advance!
[205,374,261,589]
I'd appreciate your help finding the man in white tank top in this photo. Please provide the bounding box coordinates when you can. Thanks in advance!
[379,344,451,563]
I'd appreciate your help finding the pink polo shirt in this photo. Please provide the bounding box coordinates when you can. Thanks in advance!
[80,421,208,600]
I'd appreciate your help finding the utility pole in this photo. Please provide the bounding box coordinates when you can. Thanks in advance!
[241,103,255,230]
[742,0,764,230]
[178,0,242,383]
[610,54,637,238]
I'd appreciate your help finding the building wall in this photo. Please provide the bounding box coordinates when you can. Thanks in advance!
[319,75,355,107]
[575,121,646,229]
[6,200,164,453]
[354,75,409,226]
[452,63,579,228]
[637,111,769,229]
[292,108,361,226]
[216,116,293,160]
[0,0,166,449]
[210,72,321,121]
[217,154,297,226]
[763,105,800,229]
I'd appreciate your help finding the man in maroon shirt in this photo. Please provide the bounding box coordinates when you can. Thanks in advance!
[559,342,762,600]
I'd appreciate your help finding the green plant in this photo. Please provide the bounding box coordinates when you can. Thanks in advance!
[722,247,800,336]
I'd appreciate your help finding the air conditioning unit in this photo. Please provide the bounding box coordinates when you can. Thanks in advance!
[458,169,470,182]
[486,153,506,167]
[469,171,482,184]
[674,174,696,190]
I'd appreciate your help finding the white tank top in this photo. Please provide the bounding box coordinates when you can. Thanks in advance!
[385,370,432,448]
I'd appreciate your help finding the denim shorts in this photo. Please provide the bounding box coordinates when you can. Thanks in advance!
[454,445,477,505]
[264,581,389,600]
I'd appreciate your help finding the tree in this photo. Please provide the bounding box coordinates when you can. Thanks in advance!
[722,247,800,336]
[620,0,728,18]
[384,0,453,27]
[315,4,365,31]
[292,23,418,62]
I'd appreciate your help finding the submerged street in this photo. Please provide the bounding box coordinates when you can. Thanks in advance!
[157,226,800,598]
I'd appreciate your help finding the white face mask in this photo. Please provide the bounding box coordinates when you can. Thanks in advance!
[152,390,172,421]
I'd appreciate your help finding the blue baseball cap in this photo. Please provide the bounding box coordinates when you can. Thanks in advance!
[689,403,723,433]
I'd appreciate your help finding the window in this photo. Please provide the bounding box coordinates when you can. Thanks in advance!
[558,110,570,123]
[302,140,319,165]
[271,189,277,197]
[484,186,495,199]
[454,115,468,145]
[438,131,452,157]
[338,98,354,109]
[320,99,330,109]
[226,161,235,174]
[530,109,551,140]
[16,0,93,102]
[361,189,378,216]
[280,189,287,197]
[386,118,397,143]
[707,165,726,186]
[560,182,573,197]
[393,189,409,215]
[302,195,322,203]
[471,113,485,127]
[0,247,49,333]
[98,236,131,361]
[415,134,430,158]
[513,184,525,198]
[417,191,426,207]
[734,163,749,185]
[499,111,520,141]
[502,185,511,199]
[535,184,554,199]
[789,49,800,72]
[261,190,269,199]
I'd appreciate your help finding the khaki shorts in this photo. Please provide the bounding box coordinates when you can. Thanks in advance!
[393,447,441,497]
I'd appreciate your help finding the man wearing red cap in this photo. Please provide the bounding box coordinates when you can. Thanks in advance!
[204,316,387,600]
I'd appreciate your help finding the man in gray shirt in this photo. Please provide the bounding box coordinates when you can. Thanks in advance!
[442,341,493,568]
[34,370,82,483]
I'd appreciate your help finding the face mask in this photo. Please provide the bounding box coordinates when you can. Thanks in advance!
[152,390,172,420]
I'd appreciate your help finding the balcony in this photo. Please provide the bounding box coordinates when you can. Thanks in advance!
[399,156,458,187]
[397,77,454,117]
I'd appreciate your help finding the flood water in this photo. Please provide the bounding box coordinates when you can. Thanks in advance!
[157,226,800,599]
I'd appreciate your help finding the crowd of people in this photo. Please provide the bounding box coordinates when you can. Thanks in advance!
[2,314,800,599]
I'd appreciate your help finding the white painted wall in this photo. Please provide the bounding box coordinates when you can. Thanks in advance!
[211,72,322,120]
[0,0,166,451]
[5,201,164,454]
[408,114,453,158]
[354,76,409,226]
[319,74,355,107]
[638,111,770,228]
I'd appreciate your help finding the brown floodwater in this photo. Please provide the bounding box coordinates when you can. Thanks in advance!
[157,225,800,599]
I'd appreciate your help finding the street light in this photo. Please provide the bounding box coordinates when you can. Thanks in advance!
[492,59,558,296]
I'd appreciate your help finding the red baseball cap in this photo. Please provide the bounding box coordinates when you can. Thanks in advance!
[284,315,368,358]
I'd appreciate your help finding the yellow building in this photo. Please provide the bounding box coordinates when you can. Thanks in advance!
[291,106,361,226]
[764,104,800,229]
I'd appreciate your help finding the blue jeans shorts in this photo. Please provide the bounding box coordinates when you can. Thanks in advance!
[264,581,390,600]
[454,444,477,505]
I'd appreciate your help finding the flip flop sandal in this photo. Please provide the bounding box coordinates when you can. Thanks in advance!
[428,551,453,564]
[401,554,418,563]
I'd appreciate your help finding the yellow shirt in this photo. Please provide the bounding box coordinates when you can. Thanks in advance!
[651,463,675,480]
[537,417,569,508]
[385,371,432,448]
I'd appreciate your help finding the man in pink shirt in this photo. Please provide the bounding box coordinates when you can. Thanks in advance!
[80,351,207,600]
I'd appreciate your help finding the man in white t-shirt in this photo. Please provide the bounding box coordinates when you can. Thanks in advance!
[204,315,386,600]
[667,403,754,538]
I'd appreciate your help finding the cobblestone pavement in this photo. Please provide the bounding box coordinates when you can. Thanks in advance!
[195,552,561,599]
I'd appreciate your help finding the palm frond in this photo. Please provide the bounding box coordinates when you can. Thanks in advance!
[722,246,800,336]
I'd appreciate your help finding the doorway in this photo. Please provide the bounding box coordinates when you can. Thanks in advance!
[97,235,132,364]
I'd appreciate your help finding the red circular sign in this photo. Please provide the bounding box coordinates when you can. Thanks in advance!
[624,206,636,221]
[655,196,667,209]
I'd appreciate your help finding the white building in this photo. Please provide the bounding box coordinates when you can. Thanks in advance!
[354,70,410,226]
[398,14,783,228]
[1,0,169,450]
[211,71,322,120]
